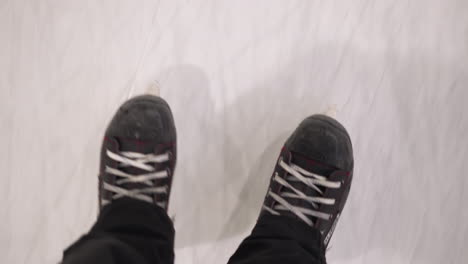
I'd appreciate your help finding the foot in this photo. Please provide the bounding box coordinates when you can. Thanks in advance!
[261,114,353,247]
[98,95,177,211]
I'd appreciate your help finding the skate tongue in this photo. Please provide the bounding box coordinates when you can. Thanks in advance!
[118,137,155,155]
[114,138,162,196]
[279,152,336,224]
[290,151,336,178]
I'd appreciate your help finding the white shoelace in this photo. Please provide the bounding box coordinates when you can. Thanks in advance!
[263,158,341,226]
[103,149,170,208]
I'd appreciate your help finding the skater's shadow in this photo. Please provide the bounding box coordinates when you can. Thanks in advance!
[156,61,325,249]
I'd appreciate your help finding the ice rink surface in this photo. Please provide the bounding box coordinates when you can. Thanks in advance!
[1,0,467,263]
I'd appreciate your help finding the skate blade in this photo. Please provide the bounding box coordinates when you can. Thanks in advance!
[322,104,337,119]
[146,81,161,96]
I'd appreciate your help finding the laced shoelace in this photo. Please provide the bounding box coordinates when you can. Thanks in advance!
[103,149,170,208]
[263,158,341,226]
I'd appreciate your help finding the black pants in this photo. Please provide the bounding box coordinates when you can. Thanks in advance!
[63,198,326,264]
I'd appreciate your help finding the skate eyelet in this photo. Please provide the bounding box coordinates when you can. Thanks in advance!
[273,172,280,179]
[167,151,173,161]
[166,167,172,176]
[278,156,283,164]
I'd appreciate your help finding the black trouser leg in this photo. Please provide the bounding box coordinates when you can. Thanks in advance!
[228,214,326,264]
[62,198,174,264]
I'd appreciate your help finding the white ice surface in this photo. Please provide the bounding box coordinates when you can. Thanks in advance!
[1,0,468,263]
